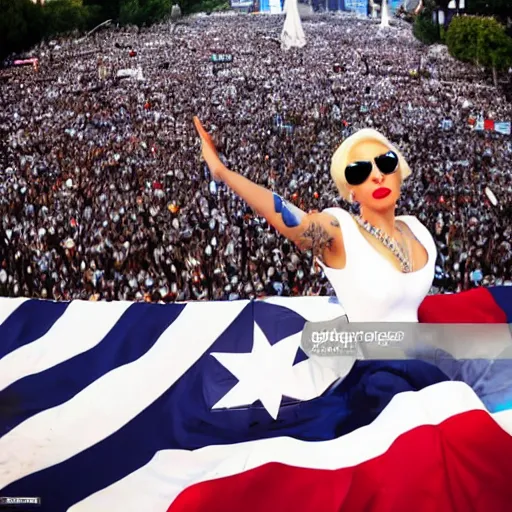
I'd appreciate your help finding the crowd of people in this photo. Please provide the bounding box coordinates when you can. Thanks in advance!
[0,12,511,302]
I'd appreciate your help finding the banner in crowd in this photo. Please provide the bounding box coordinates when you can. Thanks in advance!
[1,290,512,512]
[13,58,38,66]
[269,0,283,13]
[388,0,403,12]
[259,0,284,12]
[344,0,368,15]
[211,54,233,63]
[231,0,254,8]
[441,119,453,130]
[472,117,511,136]
[317,0,368,14]
[116,68,144,80]
[2,58,39,71]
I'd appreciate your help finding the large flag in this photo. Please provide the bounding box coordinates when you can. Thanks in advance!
[1,289,512,512]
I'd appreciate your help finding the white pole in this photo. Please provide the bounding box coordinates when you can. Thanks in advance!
[380,0,390,27]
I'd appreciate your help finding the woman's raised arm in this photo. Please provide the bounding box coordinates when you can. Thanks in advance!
[193,116,344,260]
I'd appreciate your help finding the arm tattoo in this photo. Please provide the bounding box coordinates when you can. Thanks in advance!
[297,222,335,255]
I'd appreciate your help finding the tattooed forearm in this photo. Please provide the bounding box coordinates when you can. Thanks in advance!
[297,222,335,255]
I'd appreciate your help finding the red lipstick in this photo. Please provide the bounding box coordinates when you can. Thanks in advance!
[372,187,391,199]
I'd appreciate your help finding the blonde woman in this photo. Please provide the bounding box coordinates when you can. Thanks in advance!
[193,117,436,323]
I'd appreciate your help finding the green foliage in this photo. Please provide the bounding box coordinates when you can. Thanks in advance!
[185,0,230,13]
[475,18,512,72]
[413,11,441,45]
[43,0,89,37]
[119,0,143,24]
[446,16,512,72]
[445,15,479,62]
[0,0,45,59]
[0,0,228,61]
[83,0,121,20]
[212,2,230,11]
[89,0,229,18]
[119,0,171,26]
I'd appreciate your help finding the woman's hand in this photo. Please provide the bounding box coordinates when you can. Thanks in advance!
[193,116,225,181]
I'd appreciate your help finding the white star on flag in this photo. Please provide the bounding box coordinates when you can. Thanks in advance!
[210,323,301,420]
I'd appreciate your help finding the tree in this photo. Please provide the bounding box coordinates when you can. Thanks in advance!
[445,15,478,62]
[0,0,44,61]
[0,0,224,61]
[43,0,89,37]
[446,16,512,87]
[119,0,171,25]
[83,0,121,20]
[476,17,512,86]
[413,11,441,45]
[412,0,442,45]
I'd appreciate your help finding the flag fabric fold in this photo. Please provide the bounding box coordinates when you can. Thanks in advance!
[0,287,511,512]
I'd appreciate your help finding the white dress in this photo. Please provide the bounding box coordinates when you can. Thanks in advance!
[316,208,437,323]
[314,210,512,413]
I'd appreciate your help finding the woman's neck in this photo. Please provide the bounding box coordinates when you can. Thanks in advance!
[359,207,396,237]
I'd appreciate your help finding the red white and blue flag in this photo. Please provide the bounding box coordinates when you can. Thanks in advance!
[0,288,512,512]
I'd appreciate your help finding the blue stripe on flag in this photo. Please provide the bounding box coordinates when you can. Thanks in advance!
[489,286,512,323]
[0,300,69,359]
[0,302,186,437]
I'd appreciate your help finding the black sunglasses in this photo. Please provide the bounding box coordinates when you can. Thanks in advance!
[345,151,399,186]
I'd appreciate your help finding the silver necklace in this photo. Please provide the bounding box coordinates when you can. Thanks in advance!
[395,223,414,272]
[351,214,412,273]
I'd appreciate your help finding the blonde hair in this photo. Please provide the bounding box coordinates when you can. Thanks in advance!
[331,128,411,203]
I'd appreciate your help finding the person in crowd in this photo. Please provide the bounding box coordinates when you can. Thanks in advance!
[0,14,510,302]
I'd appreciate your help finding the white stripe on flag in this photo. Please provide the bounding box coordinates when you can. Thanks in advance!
[261,296,345,322]
[0,298,30,327]
[0,300,132,393]
[0,300,248,489]
[495,409,512,434]
[69,381,500,512]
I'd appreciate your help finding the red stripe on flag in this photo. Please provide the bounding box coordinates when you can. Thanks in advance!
[418,287,507,323]
[168,410,512,512]
[484,119,495,131]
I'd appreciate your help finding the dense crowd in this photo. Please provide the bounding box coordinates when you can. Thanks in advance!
[0,12,511,302]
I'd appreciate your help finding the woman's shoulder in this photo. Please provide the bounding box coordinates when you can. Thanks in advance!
[320,207,355,231]
[322,207,352,220]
